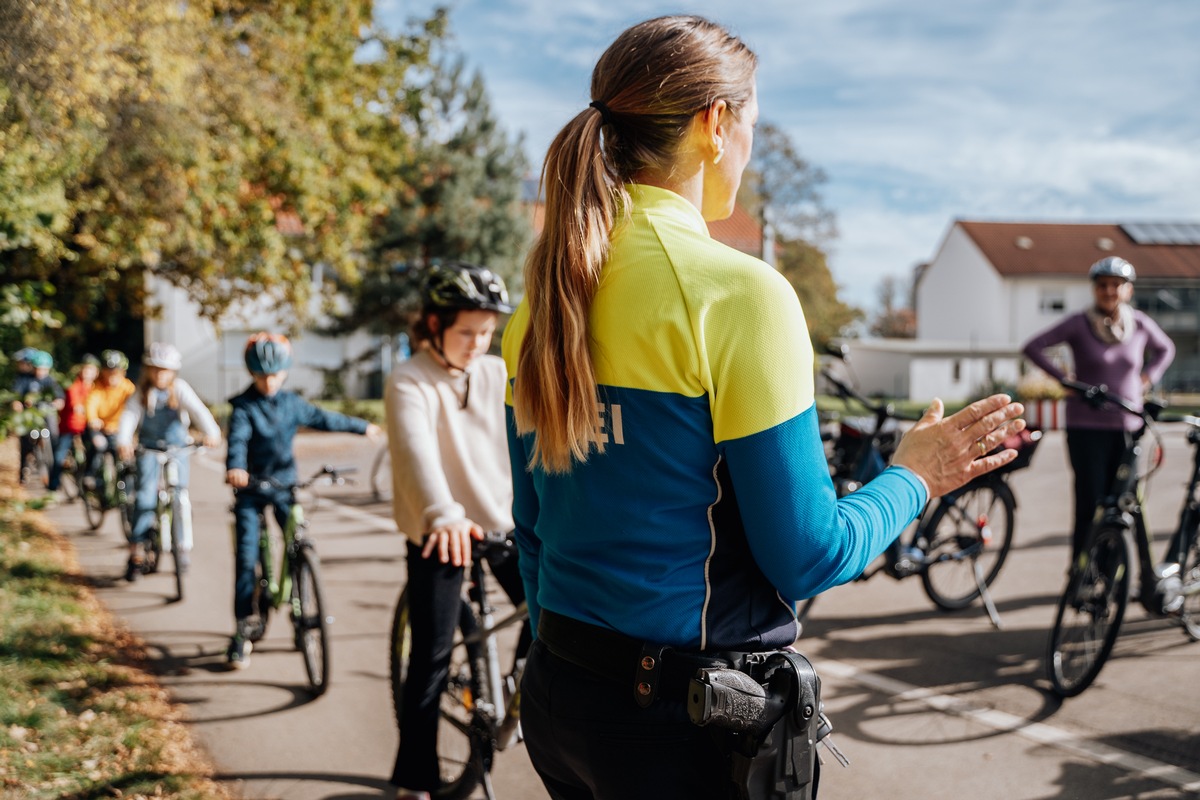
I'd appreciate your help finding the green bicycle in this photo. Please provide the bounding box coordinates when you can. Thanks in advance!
[240,465,353,696]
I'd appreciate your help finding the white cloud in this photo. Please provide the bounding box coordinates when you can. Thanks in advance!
[379,0,1200,313]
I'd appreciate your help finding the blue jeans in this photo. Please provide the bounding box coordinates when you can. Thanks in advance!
[130,450,191,544]
[48,432,79,491]
[520,638,731,800]
[231,488,291,621]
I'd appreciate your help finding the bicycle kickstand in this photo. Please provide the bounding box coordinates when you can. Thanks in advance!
[974,561,1004,630]
[481,770,498,800]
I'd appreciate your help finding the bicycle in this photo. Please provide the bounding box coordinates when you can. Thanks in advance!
[56,434,87,503]
[389,531,530,800]
[13,403,54,489]
[81,441,134,536]
[1044,379,1199,698]
[239,465,352,696]
[136,443,203,603]
[800,349,1039,630]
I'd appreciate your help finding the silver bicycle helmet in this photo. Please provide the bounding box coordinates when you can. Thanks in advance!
[1088,256,1136,283]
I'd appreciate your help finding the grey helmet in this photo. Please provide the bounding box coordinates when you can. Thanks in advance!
[1088,256,1136,283]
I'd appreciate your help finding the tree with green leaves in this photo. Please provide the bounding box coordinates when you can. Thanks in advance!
[326,51,531,340]
[737,121,860,347]
[1,0,446,345]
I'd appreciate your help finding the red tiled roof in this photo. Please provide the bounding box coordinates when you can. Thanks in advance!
[707,203,763,256]
[957,221,1200,280]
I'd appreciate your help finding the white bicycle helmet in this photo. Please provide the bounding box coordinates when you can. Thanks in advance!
[144,342,183,371]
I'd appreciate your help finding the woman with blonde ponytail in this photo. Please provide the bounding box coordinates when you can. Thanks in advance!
[502,15,1025,799]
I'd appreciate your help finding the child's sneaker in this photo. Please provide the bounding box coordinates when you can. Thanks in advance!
[226,635,252,670]
[124,557,142,583]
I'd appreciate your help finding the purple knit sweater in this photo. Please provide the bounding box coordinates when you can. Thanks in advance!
[1022,308,1175,431]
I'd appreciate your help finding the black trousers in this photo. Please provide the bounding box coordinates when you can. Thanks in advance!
[521,637,732,800]
[390,538,530,790]
[1065,428,1128,564]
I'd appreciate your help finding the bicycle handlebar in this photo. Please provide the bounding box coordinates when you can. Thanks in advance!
[246,464,358,493]
[821,368,921,422]
[1059,378,1162,422]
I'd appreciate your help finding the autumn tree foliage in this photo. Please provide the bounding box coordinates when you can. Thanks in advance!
[0,0,452,350]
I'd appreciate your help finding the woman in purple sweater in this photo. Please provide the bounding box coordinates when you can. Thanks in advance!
[1022,256,1175,565]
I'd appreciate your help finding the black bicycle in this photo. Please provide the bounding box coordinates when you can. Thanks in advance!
[1045,380,1200,698]
[81,442,134,536]
[239,465,353,696]
[389,531,530,800]
[802,349,1039,630]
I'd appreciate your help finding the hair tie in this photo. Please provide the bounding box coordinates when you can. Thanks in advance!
[589,100,615,127]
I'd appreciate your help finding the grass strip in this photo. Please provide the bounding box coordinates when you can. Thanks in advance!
[0,445,231,800]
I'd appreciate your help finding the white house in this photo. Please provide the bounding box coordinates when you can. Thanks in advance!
[846,220,1200,402]
[146,270,388,406]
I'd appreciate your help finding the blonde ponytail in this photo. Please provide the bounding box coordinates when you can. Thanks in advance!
[513,15,757,473]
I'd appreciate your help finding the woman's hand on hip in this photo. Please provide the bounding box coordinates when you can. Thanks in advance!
[891,394,1026,499]
[423,519,484,566]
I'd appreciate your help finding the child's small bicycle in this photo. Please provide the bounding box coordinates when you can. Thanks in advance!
[239,465,354,697]
[136,443,203,603]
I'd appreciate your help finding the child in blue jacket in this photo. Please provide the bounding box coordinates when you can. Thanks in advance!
[224,332,381,668]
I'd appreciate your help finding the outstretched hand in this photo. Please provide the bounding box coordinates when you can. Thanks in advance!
[891,394,1026,499]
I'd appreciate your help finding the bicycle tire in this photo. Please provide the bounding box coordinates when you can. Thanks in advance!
[371,445,393,502]
[60,447,81,502]
[1180,534,1200,642]
[171,494,185,603]
[1047,525,1129,698]
[921,481,1016,610]
[82,484,105,530]
[292,544,330,695]
[142,503,166,575]
[389,588,485,800]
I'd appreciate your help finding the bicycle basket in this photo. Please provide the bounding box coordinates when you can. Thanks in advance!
[991,427,1042,474]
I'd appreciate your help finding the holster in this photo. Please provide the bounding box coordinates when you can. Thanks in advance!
[694,651,823,800]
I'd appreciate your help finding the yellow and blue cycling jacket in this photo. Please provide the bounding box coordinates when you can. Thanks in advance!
[503,184,926,651]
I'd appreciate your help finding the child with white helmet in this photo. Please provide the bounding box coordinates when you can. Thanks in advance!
[116,342,222,581]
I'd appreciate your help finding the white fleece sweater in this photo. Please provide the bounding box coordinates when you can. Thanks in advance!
[384,350,513,545]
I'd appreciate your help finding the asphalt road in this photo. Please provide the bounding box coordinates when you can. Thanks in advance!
[42,427,1200,800]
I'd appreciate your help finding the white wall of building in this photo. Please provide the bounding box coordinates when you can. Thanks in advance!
[917,225,1010,344]
[147,276,386,405]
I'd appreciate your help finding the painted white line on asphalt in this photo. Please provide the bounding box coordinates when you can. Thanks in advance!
[820,658,1200,793]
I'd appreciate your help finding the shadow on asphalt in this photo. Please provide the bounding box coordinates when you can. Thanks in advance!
[212,771,392,799]
[165,678,320,723]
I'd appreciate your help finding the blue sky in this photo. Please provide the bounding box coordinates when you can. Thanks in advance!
[378,0,1200,313]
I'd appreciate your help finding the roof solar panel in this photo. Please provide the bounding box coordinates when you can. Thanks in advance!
[1122,222,1200,245]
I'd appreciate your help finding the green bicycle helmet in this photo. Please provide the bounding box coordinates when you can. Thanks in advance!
[101,349,129,370]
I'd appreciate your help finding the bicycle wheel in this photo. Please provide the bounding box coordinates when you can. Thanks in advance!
[292,544,330,695]
[389,588,484,800]
[371,445,393,501]
[170,495,185,603]
[140,511,163,576]
[1180,536,1200,642]
[921,481,1015,610]
[82,483,105,530]
[59,449,81,502]
[1047,526,1129,698]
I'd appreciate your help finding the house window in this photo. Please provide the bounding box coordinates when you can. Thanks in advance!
[1039,291,1065,313]
[952,359,961,382]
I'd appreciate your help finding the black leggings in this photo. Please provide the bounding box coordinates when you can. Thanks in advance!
[390,537,530,790]
[1066,428,1128,564]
